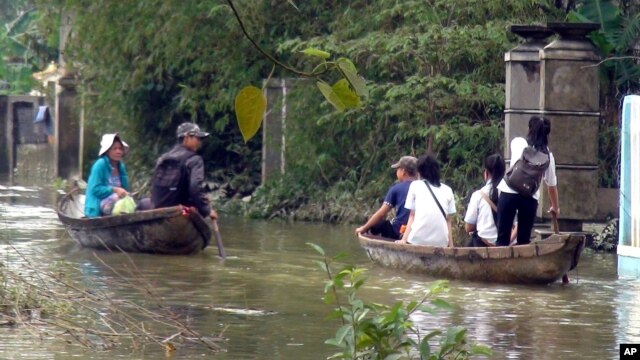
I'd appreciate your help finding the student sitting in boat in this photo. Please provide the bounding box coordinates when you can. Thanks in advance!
[149,122,218,221]
[464,153,517,247]
[396,153,456,247]
[355,155,417,240]
[84,133,130,218]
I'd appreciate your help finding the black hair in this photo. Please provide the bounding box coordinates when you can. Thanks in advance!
[527,116,551,154]
[417,153,441,186]
[485,153,505,205]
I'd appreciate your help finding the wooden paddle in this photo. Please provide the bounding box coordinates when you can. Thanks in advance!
[211,219,227,259]
[551,210,570,284]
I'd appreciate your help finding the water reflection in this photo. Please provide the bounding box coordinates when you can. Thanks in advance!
[0,184,637,359]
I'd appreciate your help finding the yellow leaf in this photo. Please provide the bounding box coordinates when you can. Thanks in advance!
[316,81,346,112]
[332,79,360,109]
[235,86,266,143]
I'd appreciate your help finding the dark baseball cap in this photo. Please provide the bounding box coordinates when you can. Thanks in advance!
[176,122,210,138]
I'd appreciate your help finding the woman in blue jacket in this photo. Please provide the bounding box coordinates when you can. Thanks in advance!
[84,133,130,217]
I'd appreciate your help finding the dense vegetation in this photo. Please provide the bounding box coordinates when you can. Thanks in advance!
[0,0,57,94]
[2,0,639,226]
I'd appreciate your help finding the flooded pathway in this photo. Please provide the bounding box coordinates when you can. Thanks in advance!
[0,184,636,359]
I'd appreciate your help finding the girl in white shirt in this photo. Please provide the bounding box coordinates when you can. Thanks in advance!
[496,116,560,246]
[396,153,456,247]
[464,154,505,246]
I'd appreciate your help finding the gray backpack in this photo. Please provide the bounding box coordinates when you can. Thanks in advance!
[504,146,550,196]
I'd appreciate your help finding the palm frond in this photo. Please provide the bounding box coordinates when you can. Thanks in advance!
[613,58,640,90]
[5,8,36,37]
[573,0,621,35]
[611,13,640,51]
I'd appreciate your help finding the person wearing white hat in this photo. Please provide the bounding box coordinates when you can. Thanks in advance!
[84,133,130,217]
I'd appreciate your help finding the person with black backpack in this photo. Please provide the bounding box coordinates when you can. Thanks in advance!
[148,122,218,221]
[495,116,559,246]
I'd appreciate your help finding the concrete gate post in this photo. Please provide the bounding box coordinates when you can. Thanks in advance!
[504,25,555,159]
[54,77,81,180]
[262,78,287,183]
[0,97,9,179]
[539,22,601,231]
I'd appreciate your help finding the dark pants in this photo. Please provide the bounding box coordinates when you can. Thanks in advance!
[496,192,538,246]
[369,220,401,240]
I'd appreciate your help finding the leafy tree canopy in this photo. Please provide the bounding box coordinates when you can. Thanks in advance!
[32,0,633,222]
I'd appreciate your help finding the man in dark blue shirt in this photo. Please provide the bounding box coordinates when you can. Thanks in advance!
[355,156,417,240]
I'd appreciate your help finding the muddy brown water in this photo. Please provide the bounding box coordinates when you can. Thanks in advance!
[0,183,637,359]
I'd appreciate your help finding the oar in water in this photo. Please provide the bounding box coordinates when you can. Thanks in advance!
[211,219,226,259]
[551,210,570,284]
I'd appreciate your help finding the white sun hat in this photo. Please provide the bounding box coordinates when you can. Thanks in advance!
[98,133,129,156]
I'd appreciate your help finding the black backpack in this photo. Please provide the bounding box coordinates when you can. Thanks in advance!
[151,150,197,208]
[504,146,550,197]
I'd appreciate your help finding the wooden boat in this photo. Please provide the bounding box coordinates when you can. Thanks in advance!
[56,191,211,255]
[358,233,585,284]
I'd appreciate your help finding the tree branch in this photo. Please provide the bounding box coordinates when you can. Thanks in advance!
[225,0,326,78]
[582,56,640,68]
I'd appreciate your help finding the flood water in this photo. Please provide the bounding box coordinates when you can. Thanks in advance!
[0,183,638,360]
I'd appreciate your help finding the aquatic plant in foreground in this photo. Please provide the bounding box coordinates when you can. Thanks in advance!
[309,243,491,360]
[0,245,224,354]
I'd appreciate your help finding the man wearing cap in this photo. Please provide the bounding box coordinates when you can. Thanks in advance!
[355,155,417,240]
[150,122,218,220]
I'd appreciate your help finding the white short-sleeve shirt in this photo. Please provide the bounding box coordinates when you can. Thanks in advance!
[497,136,557,200]
[405,180,456,247]
[464,182,498,244]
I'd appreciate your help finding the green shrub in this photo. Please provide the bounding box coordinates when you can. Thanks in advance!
[309,243,491,360]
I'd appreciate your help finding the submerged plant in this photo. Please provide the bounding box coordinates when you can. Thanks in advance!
[308,243,491,360]
[0,247,224,353]
[591,218,618,252]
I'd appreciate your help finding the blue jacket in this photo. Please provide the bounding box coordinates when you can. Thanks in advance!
[84,156,130,218]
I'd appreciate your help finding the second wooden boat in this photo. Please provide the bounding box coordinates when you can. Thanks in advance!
[358,233,585,284]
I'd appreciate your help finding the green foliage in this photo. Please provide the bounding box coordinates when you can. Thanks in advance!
[245,0,560,223]
[308,243,491,360]
[32,0,266,196]
[590,218,618,252]
[568,1,640,188]
[570,0,640,91]
[28,0,625,222]
[0,0,58,94]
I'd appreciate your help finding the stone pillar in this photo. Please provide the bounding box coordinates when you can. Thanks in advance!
[55,77,81,179]
[0,96,9,180]
[539,22,601,231]
[52,10,81,180]
[261,78,287,183]
[504,25,554,161]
